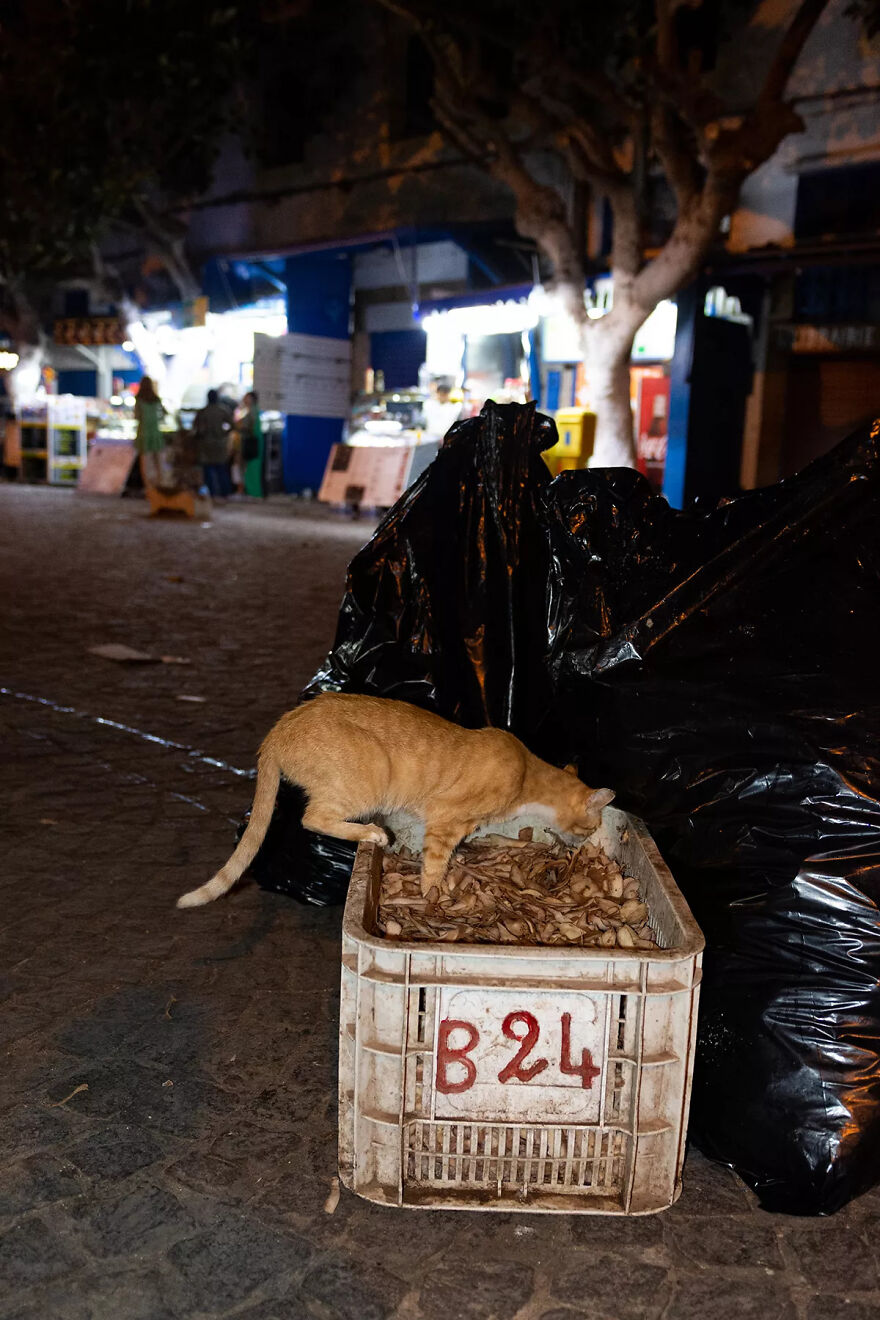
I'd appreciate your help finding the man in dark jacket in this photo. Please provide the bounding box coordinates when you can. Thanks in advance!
[194,389,232,498]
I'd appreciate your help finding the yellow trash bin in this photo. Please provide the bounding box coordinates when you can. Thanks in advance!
[544,408,596,476]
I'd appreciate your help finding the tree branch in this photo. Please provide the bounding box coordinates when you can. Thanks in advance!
[390,10,587,322]
[0,274,47,358]
[131,196,200,303]
[651,102,703,209]
[632,0,832,316]
[430,100,488,165]
[631,177,732,312]
[372,0,428,29]
[608,186,643,284]
[446,104,587,322]
[563,119,626,186]
[655,0,679,75]
[528,34,638,125]
[702,0,830,175]
[759,0,830,106]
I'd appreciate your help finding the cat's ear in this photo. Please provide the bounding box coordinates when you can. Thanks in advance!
[586,787,615,810]
[563,762,579,776]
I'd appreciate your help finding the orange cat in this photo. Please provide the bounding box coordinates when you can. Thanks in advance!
[176,693,614,908]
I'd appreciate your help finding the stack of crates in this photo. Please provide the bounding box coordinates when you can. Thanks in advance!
[338,808,704,1215]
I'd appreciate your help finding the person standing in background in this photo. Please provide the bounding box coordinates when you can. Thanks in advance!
[2,410,21,479]
[194,388,233,498]
[235,391,264,498]
[216,383,240,493]
[423,378,462,442]
[0,369,19,478]
[134,376,165,489]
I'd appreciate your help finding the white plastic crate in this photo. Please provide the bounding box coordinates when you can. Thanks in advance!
[338,807,704,1215]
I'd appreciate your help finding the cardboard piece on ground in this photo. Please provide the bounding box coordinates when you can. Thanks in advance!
[319,444,416,508]
[89,643,158,663]
[89,644,192,665]
[79,443,137,495]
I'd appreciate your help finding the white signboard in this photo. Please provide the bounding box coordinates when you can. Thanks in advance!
[433,989,607,1124]
[254,332,351,418]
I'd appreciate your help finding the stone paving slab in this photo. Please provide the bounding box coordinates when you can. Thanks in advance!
[1,486,879,1319]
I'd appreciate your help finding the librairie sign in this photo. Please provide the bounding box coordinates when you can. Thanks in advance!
[776,323,879,353]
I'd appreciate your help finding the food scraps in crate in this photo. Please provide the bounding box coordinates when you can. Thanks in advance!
[376,831,659,949]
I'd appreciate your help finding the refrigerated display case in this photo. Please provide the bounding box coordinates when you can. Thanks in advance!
[16,396,90,485]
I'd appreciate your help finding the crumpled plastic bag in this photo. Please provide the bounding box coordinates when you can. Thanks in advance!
[250,400,880,1214]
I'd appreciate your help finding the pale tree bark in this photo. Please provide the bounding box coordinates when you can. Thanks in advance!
[497,166,643,467]
[8,339,47,400]
[0,195,198,411]
[375,0,832,471]
[429,57,651,466]
[562,0,826,467]
[131,198,201,304]
[0,276,49,400]
[476,155,645,465]
[89,245,168,389]
[584,310,642,467]
[586,177,644,466]
[580,183,743,466]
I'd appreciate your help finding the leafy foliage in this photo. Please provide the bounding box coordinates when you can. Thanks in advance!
[844,0,880,38]
[0,0,250,283]
[255,0,371,168]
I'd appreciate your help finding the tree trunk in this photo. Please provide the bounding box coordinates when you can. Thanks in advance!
[119,298,167,390]
[0,277,48,400]
[583,311,640,468]
[8,340,47,400]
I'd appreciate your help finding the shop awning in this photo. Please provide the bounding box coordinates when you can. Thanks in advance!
[417,283,533,317]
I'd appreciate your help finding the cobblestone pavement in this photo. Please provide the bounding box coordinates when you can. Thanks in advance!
[1,485,879,1320]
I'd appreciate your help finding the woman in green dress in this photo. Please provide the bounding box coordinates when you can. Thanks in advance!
[236,391,264,498]
[134,376,165,489]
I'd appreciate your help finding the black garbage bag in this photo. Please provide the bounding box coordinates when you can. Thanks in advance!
[546,424,880,1215]
[303,401,563,742]
[251,399,880,1214]
[249,781,358,907]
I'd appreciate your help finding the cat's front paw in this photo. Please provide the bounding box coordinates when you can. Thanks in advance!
[364,825,389,846]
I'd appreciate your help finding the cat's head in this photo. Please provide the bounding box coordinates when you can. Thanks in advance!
[555,766,615,837]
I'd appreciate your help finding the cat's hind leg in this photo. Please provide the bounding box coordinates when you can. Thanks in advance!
[301,804,388,846]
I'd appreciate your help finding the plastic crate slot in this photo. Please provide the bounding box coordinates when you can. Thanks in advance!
[616,995,628,1050]
[403,1122,631,1195]
[598,1129,617,1187]
[610,1061,627,1119]
[440,1122,450,1182]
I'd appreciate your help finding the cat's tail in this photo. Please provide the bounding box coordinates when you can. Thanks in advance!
[176,752,281,909]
